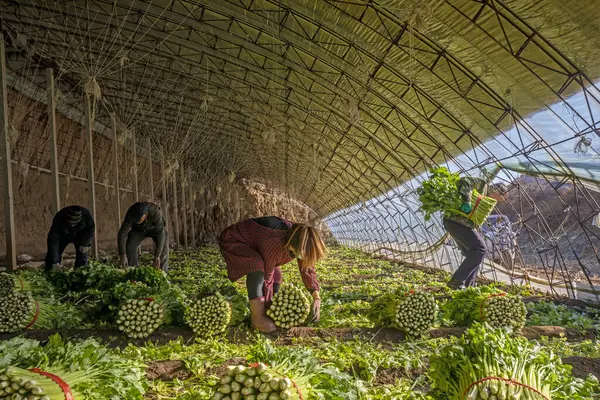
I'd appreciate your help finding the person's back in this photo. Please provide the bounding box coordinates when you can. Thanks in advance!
[45,205,95,271]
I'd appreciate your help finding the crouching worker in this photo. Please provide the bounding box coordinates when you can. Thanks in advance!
[444,163,502,290]
[44,205,95,272]
[218,216,326,333]
[118,202,169,272]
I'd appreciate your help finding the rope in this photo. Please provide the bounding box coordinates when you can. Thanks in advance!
[468,195,484,217]
[479,293,506,321]
[462,376,550,400]
[29,368,74,400]
[24,300,40,330]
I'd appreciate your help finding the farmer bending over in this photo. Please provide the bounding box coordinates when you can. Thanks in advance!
[218,216,326,333]
[445,164,502,290]
[118,202,169,272]
[45,205,95,271]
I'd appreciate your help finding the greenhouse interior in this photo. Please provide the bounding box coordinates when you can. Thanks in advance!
[1,0,600,399]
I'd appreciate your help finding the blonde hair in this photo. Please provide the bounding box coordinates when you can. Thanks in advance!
[285,224,327,267]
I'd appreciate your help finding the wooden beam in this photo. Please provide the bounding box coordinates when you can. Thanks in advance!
[172,172,180,249]
[0,37,16,269]
[180,164,188,247]
[132,132,138,202]
[111,114,121,229]
[84,94,98,258]
[46,68,60,215]
[189,171,196,247]
[147,137,154,203]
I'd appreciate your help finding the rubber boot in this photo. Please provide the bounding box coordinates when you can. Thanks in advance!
[249,298,277,333]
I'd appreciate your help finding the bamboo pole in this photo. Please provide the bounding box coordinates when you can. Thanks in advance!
[83,94,98,258]
[189,171,196,247]
[147,137,154,203]
[180,164,188,247]
[0,36,16,269]
[160,146,169,236]
[46,68,60,214]
[132,132,138,202]
[111,114,121,229]
[172,173,180,248]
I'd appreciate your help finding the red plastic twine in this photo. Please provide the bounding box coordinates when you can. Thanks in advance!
[468,195,484,217]
[29,368,74,400]
[479,293,506,321]
[142,298,155,302]
[462,376,549,400]
[404,289,415,296]
[24,300,40,330]
[17,276,24,289]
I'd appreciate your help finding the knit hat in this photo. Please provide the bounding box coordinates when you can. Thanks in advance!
[129,202,149,222]
[66,207,82,227]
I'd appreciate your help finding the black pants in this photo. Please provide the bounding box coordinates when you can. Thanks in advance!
[126,230,170,273]
[443,218,486,287]
[45,238,89,271]
[246,271,281,300]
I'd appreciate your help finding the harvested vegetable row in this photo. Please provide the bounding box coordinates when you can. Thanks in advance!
[213,363,308,400]
[0,292,56,333]
[266,284,310,329]
[442,286,527,331]
[116,298,164,339]
[185,293,232,337]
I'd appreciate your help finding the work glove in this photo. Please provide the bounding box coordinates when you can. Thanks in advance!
[310,291,321,323]
[153,256,161,270]
[79,246,91,254]
[119,254,128,267]
[460,203,473,214]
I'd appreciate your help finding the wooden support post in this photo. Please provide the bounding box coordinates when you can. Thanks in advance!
[180,164,188,247]
[46,68,60,215]
[172,173,180,248]
[84,94,98,258]
[147,137,154,203]
[160,146,169,236]
[189,171,196,248]
[132,132,138,203]
[111,114,121,229]
[0,37,16,269]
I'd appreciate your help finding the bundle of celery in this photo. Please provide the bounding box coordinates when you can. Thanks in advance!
[442,286,527,331]
[368,289,437,336]
[417,166,462,222]
[213,362,310,400]
[116,298,164,339]
[266,284,311,329]
[0,292,57,333]
[0,273,29,295]
[185,292,232,337]
[0,366,85,399]
[430,323,600,400]
[0,335,147,399]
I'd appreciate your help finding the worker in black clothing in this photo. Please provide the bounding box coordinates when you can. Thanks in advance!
[44,205,95,271]
[118,202,169,272]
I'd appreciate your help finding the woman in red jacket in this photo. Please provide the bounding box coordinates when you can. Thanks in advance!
[218,216,326,333]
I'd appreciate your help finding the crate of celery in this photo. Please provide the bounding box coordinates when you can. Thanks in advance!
[417,166,462,221]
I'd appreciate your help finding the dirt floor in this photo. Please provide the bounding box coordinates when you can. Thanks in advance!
[146,360,192,381]
[2,325,596,347]
[562,357,600,380]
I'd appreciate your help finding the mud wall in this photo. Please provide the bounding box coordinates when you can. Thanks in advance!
[0,89,327,263]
